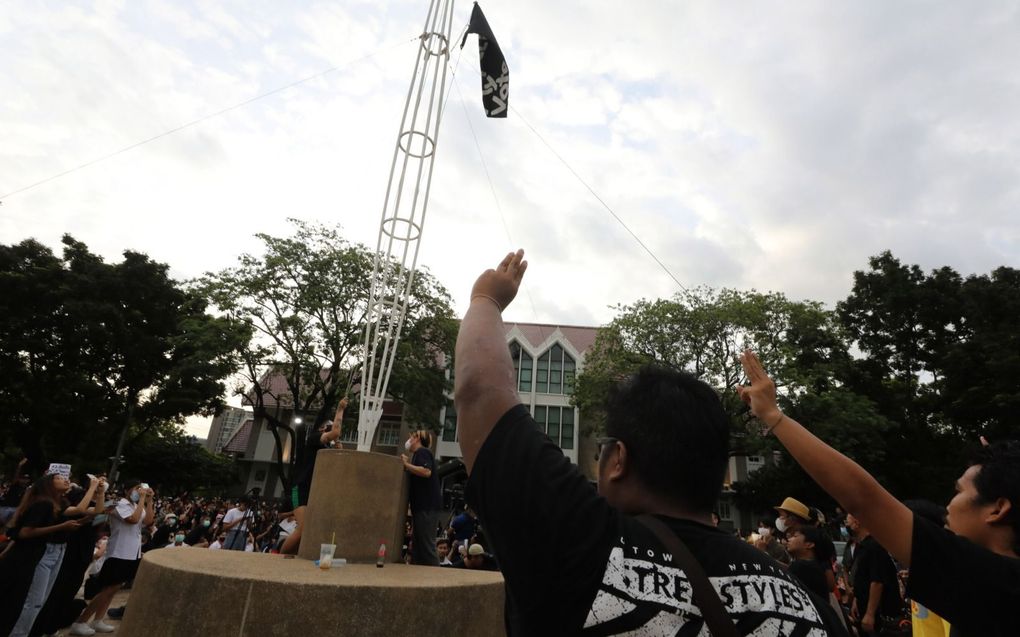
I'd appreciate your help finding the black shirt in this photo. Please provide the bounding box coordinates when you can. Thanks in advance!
[294,426,327,489]
[790,558,830,600]
[849,535,901,620]
[466,405,848,636]
[907,513,1020,637]
[11,501,57,559]
[409,447,441,513]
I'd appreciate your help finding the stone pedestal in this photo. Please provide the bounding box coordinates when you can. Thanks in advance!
[118,549,504,636]
[298,449,409,563]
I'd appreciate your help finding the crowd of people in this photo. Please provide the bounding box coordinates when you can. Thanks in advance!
[0,466,315,636]
[0,453,498,636]
[2,248,1017,637]
[452,249,1018,636]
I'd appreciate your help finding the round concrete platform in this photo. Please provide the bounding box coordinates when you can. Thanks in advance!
[118,548,505,636]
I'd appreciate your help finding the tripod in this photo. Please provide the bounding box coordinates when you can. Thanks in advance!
[226,488,261,551]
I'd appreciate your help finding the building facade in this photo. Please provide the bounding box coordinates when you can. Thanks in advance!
[224,321,765,531]
[205,406,253,454]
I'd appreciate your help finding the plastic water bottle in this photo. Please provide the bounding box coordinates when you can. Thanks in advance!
[376,542,386,568]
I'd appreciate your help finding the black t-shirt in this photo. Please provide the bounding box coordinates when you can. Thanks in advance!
[790,558,830,600]
[409,447,441,513]
[849,535,901,619]
[294,427,327,489]
[907,513,1020,637]
[466,404,848,636]
[15,501,57,550]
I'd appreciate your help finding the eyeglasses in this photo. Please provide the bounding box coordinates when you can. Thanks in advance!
[594,437,620,462]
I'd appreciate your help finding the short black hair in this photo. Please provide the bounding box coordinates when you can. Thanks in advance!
[605,365,730,513]
[970,441,1020,551]
[793,525,824,547]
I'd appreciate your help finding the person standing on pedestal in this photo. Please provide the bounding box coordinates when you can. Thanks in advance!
[402,430,441,566]
[279,397,348,555]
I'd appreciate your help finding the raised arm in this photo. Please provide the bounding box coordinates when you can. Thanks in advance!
[65,476,102,516]
[143,489,156,526]
[454,250,528,473]
[321,397,349,445]
[737,350,914,566]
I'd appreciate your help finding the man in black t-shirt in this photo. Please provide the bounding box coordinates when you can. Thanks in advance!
[738,349,1020,637]
[454,251,847,636]
[845,515,901,635]
[401,430,441,566]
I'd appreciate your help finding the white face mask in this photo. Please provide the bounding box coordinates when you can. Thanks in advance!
[775,517,788,533]
[404,440,412,451]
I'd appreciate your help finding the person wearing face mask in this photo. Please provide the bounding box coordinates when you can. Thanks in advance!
[184,515,213,547]
[166,531,187,548]
[70,479,154,636]
[753,518,791,565]
[401,429,441,566]
[774,497,812,535]
[147,513,178,551]
[279,397,348,555]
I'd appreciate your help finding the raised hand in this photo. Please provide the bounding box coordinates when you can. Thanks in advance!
[736,350,781,424]
[470,249,528,312]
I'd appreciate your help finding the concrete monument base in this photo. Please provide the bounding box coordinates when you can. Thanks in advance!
[118,548,504,636]
[298,449,409,563]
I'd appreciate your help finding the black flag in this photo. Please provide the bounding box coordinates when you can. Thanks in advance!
[460,3,508,118]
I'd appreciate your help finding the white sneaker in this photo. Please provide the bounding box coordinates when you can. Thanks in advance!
[69,623,97,636]
[91,620,117,633]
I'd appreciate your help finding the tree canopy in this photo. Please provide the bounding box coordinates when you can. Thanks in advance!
[0,236,246,478]
[574,253,1020,516]
[196,220,457,492]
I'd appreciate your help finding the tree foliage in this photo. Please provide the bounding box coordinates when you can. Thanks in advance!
[0,236,247,477]
[196,220,457,492]
[120,429,238,494]
[577,252,1020,516]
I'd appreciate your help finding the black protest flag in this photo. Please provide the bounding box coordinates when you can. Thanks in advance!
[460,3,508,118]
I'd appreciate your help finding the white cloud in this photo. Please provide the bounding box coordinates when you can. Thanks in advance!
[4,1,1020,436]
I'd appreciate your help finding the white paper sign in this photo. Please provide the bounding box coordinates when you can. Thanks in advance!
[46,463,72,478]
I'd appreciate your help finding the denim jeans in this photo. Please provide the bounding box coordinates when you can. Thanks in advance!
[11,542,66,637]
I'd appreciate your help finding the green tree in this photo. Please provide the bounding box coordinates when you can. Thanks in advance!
[121,429,238,494]
[196,220,457,493]
[836,252,1020,500]
[573,286,893,515]
[0,236,247,478]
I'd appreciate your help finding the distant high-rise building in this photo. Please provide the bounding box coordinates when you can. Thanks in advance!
[206,406,253,454]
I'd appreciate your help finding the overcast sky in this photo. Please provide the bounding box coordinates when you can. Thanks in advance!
[4,2,1019,436]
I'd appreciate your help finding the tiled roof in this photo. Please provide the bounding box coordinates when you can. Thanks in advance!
[503,322,599,355]
[222,419,254,454]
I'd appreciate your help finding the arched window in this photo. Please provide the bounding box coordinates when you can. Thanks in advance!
[536,344,576,394]
[509,341,533,392]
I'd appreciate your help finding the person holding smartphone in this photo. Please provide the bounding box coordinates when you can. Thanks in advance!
[70,479,153,636]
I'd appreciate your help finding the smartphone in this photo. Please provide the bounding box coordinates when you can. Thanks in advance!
[140,483,150,490]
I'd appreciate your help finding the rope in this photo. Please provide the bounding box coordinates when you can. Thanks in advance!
[0,36,419,201]
[451,69,548,345]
